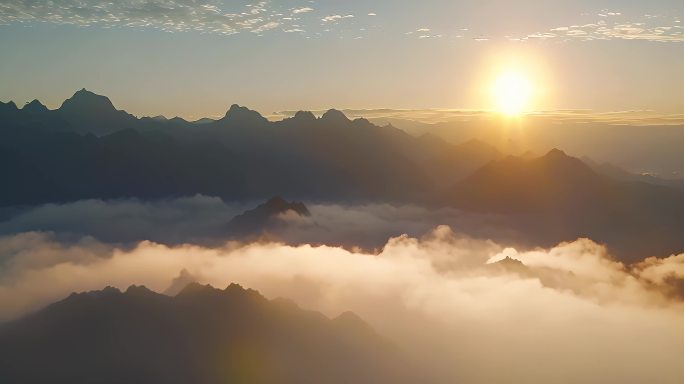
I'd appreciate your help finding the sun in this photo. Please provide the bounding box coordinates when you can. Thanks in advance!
[492,71,533,115]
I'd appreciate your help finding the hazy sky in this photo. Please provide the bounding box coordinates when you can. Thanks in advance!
[1,0,683,118]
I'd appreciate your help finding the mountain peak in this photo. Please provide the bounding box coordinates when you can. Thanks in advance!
[451,147,606,213]
[544,148,568,158]
[226,197,311,237]
[537,148,595,173]
[66,286,122,301]
[125,285,155,297]
[495,256,526,268]
[320,109,350,124]
[176,282,216,297]
[0,100,18,112]
[293,110,317,122]
[224,282,246,293]
[23,99,49,113]
[223,283,264,300]
[0,283,412,383]
[60,88,117,113]
[222,104,267,125]
[263,196,310,216]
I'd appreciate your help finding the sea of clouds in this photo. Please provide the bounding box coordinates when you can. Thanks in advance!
[0,197,683,383]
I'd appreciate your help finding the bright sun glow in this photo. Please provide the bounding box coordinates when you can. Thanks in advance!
[492,71,533,115]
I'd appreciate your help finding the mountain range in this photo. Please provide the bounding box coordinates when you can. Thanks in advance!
[0,283,421,384]
[448,149,684,261]
[2,89,684,261]
[377,112,684,180]
[0,89,499,205]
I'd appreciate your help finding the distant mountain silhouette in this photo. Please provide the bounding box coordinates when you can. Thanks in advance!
[582,156,684,190]
[448,149,684,261]
[320,109,351,125]
[22,99,49,113]
[220,104,269,127]
[163,269,198,296]
[60,88,115,111]
[0,90,499,206]
[382,114,684,183]
[227,197,311,237]
[3,90,683,260]
[450,149,607,213]
[192,117,217,125]
[488,256,534,277]
[0,283,420,384]
[292,110,317,122]
[0,100,18,115]
[57,89,138,135]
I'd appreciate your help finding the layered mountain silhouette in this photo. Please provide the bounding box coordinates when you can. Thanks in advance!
[448,149,684,261]
[0,90,499,206]
[0,283,421,384]
[2,90,684,260]
[226,196,311,237]
[1,89,137,136]
[450,149,609,214]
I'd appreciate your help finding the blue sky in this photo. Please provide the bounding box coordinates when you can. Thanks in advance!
[1,0,683,118]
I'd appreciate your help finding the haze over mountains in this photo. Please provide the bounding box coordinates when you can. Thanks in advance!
[1,225,683,384]
[0,283,418,384]
[4,0,684,381]
[1,90,684,384]
[362,110,684,180]
[449,149,684,260]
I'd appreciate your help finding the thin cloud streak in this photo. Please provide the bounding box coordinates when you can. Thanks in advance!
[520,13,684,43]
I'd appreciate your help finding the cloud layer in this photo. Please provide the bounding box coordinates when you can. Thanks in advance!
[0,196,522,250]
[519,12,683,43]
[2,2,680,44]
[0,226,683,383]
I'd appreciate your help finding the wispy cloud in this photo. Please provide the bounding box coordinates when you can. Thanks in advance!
[520,13,684,43]
[0,0,300,35]
[405,28,443,39]
[321,14,354,23]
[291,7,313,14]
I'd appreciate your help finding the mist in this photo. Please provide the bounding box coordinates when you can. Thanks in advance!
[0,196,522,250]
[1,226,682,384]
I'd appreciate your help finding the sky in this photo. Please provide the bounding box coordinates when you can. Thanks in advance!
[1,0,683,119]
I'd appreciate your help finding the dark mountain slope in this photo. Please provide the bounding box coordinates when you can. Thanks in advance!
[448,149,684,261]
[0,91,500,205]
[0,128,249,204]
[22,99,49,114]
[450,149,612,214]
[56,89,139,135]
[226,196,311,237]
[0,283,421,384]
[436,138,502,185]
